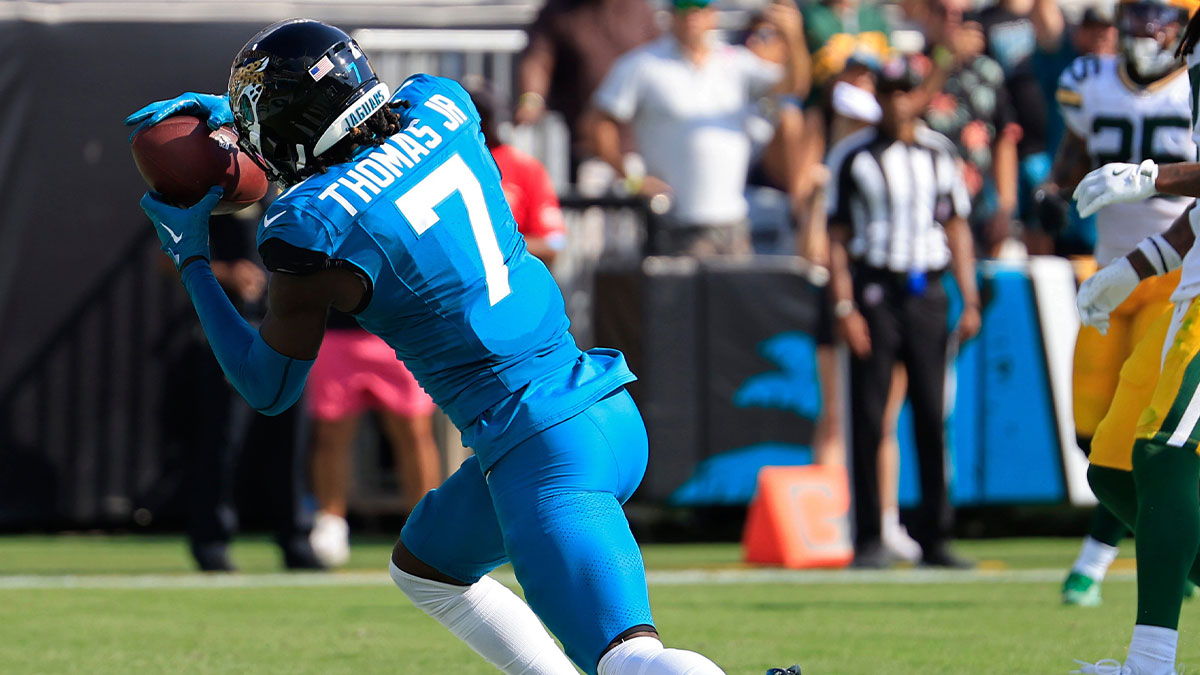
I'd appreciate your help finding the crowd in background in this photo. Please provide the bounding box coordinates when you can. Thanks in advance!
[178,0,1126,571]
[508,0,1122,568]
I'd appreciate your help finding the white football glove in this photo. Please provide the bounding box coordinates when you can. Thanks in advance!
[1073,160,1159,218]
[1076,258,1141,334]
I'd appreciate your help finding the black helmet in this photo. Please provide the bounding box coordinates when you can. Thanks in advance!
[228,18,391,185]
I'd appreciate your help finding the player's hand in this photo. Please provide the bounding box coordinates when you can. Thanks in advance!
[1073,160,1159,218]
[1076,257,1141,335]
[141,186,224,269]
[838,310,872,358]
[124,93,234,141]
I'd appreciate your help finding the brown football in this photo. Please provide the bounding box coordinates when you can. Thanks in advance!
[131,115,268,215]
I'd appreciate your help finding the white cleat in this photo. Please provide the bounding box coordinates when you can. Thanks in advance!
[310,511,351,567]
[1071,659,1180,675]
[882,519,922,564]
[1073,659,1132,674]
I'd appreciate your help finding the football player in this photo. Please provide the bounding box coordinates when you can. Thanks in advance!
[1069,6,1200,673]
[1042,0,1198,608]
[126,19,733,675]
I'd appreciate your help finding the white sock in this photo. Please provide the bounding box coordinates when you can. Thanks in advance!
[883,507,902,530]
[389,562,576,675]
[1126,624,1178,675]
[1071,536,1120,582]
[597,636,725,675]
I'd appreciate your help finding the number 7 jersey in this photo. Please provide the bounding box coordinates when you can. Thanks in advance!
[256,74,635,469]
[1057,55,1195,266]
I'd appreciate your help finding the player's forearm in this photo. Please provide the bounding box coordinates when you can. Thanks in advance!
[946,217,980,307]
[1165,204,1197,257]
[1124,205,1194,280]
[1155,162,1200,198]
[180,260,312,415]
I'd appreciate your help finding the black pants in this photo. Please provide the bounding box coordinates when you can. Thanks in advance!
[168,337,311,552]
[849,268,953,552]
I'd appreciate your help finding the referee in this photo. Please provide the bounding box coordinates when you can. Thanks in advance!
[825,55,982,569]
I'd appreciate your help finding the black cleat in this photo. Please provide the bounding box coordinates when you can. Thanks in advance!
[283,540,328,571]
[919,544,975,569]
[191,543,236,573]
[766,666,802,675]
[850,542,896,569]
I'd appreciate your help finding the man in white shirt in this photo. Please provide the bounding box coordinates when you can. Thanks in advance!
[591,0,808,256]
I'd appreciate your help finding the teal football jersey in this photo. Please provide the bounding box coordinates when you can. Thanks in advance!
[257,74,635,469]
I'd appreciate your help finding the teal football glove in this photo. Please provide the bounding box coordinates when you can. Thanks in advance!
[124,92,234,141]
[141,186,224,269]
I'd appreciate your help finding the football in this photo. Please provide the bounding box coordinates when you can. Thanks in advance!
[130,115,269,215]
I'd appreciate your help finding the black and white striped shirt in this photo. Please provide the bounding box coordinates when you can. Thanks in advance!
[825,126,970,273]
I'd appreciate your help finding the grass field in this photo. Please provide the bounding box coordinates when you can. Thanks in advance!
[0,535,1179,674]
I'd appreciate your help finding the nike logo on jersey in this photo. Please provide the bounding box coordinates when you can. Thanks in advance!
[263,211,284,228]
[159,222,183,243]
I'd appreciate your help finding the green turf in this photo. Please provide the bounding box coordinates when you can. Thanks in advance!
[0,535,1180,674]
[0,535,1125,575]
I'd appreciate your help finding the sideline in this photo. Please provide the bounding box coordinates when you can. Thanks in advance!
[0,566,1137,591]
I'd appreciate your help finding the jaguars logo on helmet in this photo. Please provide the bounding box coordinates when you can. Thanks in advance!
[1119,0,1200,82]
[227,19,391,186]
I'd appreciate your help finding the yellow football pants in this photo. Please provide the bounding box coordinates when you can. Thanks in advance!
[1074,269,1179,439]
[1092,295,1200,471]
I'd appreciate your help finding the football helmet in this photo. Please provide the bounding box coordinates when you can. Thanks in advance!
[1118,0,1199,82]
[228,19,391,185]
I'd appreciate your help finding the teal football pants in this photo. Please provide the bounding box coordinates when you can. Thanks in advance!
[400,388,654,673]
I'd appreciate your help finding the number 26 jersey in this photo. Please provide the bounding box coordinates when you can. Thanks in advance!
[1057,55,1195,266]
[256,74,635,470]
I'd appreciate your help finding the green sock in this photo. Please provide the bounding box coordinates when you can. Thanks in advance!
[1131,439,1200,630]
[1087,465,1138,530]
[1090,461,1200,591]
[1088,504,1130,547]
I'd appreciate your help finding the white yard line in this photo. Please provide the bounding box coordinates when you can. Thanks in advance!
[0,566,1137,591]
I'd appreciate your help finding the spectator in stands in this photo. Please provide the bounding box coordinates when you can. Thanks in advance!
[825,55,981,569]
[591,0,808,257]
[969,0,1065,252]
[1031,4,1117,256]
[800,0,890,103]
[922,0,1022,258]
[515,0,661,177]
[468,81,568,267]
[1035,5,1118,156]
[795,0,892,188]
[742,11,814,254]
[162,208,323,572]
[306,312,442,567]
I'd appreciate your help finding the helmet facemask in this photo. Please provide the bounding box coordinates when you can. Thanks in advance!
[227,20,390,187]
[1119,1,1189,81]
